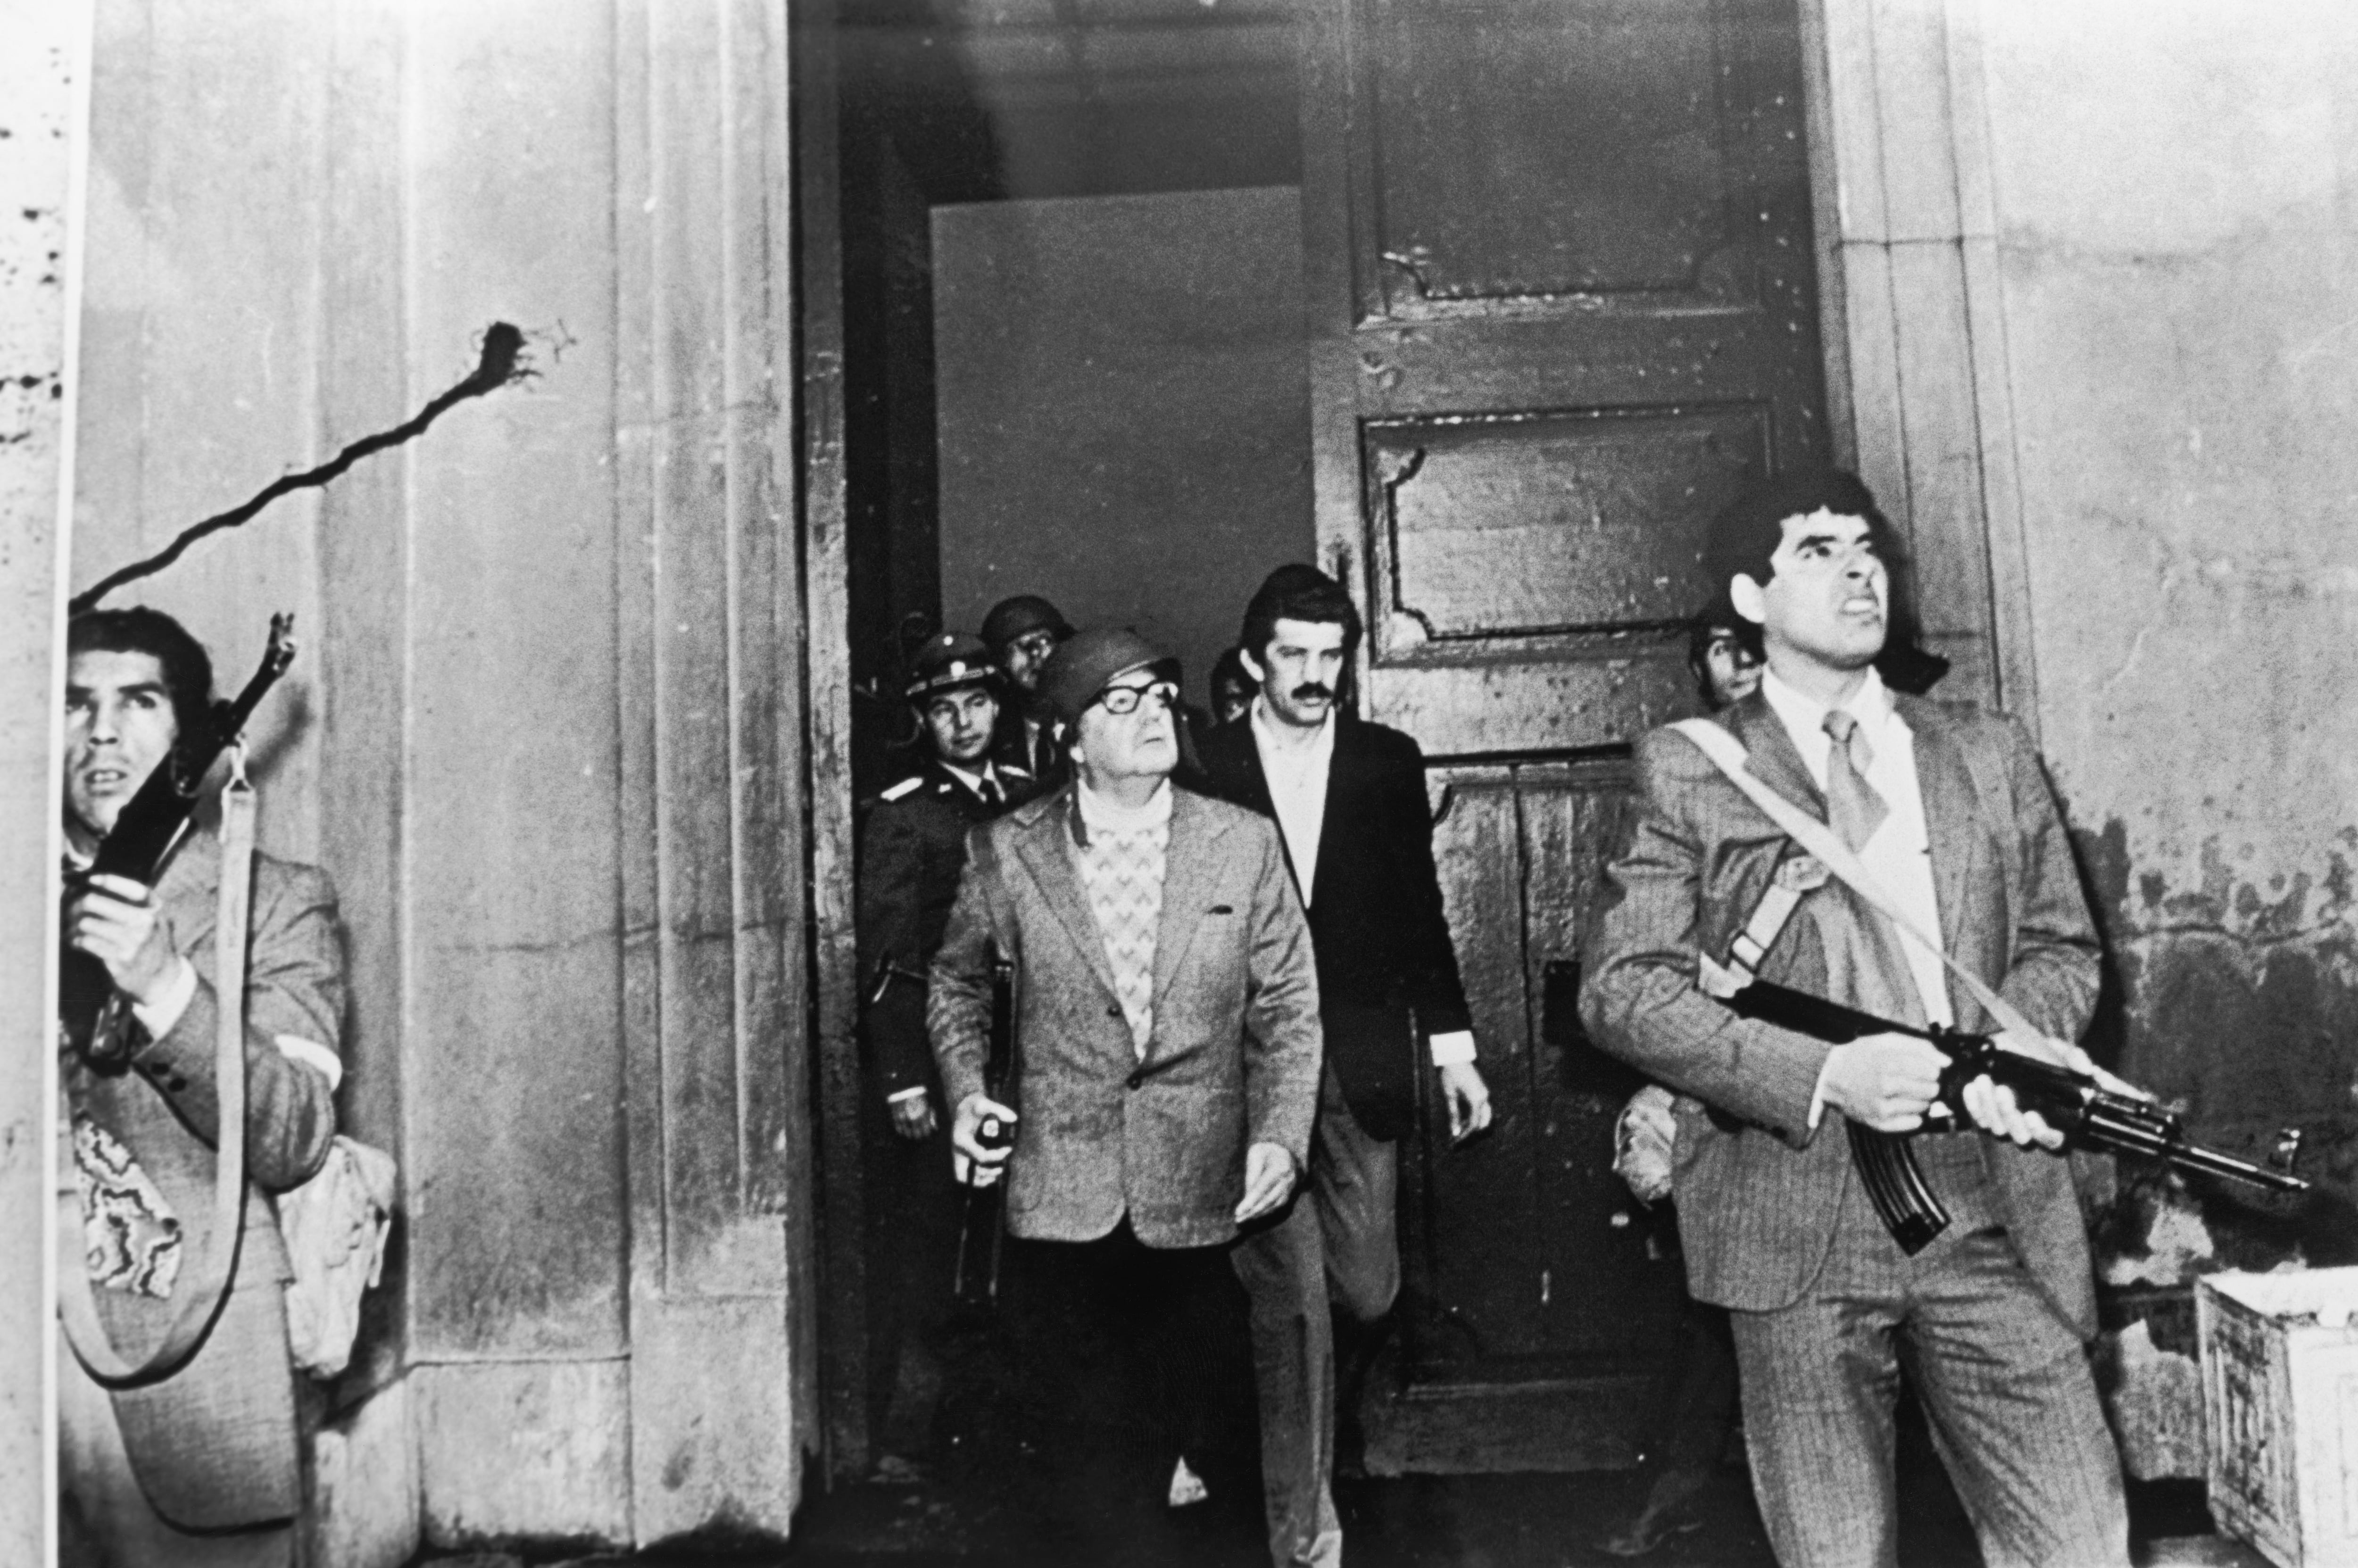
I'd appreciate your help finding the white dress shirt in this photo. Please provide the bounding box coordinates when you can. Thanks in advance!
[1757,664,1952,1025]
[1248,699,1476,1069]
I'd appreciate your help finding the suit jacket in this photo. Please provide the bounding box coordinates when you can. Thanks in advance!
[928,784,1323,1248]
[1579,691,2104,1334]
[1196,713,1471,1139]
[62,830,343,1528]
[857,758,1036,1098]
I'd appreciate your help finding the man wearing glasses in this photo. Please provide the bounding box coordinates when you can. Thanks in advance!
[928,627,1323,1552]
[981,594,1074,790]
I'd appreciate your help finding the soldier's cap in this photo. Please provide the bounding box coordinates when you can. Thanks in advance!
[905,632,1002,703]
[1039,627,1179,727]
[980,594,1074,653]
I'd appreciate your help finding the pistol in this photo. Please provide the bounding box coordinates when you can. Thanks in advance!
[1717,977,2309,1255]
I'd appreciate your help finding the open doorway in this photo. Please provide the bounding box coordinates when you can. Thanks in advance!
[808,0,1835,1484]
[819,0,1317,1477]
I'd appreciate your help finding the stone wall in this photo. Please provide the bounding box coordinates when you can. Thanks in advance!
[1812,0,2358,1476]
[0,5,83,1557]
[67,0,813,1551]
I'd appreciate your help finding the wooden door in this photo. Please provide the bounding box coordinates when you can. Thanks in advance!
[1300,0,1832,1470]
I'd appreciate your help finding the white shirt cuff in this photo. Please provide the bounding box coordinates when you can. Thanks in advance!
[885,1086,928,1105]
[1809,1047,1840,1130]
[1427,1030,1477,1067]
[129,957,198,1042]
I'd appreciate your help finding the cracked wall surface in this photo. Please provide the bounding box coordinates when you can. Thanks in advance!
[1973,0,2358,1271]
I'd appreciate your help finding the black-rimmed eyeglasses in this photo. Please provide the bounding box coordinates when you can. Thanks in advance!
[1094,680,1179,716]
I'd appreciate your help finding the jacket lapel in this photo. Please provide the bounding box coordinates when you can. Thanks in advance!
[1151,790,1227,1006]
[1005,796,1122,1003]
[1725,695,1827,823]
[1303,717,1356,909]
[1900,699,1981,958]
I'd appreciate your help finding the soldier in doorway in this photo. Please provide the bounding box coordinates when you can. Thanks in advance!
[856,631,1036,1474]
[981,594,1073,791]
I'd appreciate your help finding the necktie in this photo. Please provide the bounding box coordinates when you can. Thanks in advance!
[979,776,1003,810]
[1821,708,1887,851]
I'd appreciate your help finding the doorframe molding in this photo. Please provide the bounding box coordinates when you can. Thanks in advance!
[1800,0,2042,736]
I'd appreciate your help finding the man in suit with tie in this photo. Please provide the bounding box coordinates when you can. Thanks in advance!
[1581,470,2130,1567]
[856,631,1035,1470]
[1196,564,1494,1568]
[57,607,344,1568]
[929,626,1322,1545]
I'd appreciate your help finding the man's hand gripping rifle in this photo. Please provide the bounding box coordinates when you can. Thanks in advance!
[60,614,297,1064]
[950,955,1016,1307]
[1717,977,2309,1255]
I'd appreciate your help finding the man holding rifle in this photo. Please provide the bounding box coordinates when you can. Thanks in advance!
[57,607,342,1568]
[1581,471,2131,1568]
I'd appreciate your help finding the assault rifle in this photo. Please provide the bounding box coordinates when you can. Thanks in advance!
[1717,977,2309,1255]
[951,955,1017,1307]
[61,614,297,1062]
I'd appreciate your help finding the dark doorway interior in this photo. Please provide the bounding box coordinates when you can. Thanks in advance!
[827,0,1311,1479]
[837,0,1305,799]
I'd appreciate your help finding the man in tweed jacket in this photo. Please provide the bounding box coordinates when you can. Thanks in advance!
[930,627,1321,1537]
[58,607,342,1568]
[1582,472,2130,1568]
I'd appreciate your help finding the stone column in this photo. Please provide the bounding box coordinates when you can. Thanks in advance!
[0,3,88,1557]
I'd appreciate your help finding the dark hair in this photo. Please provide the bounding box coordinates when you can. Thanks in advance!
[66,606,216,743]
[1239,564,1362,665]
[1703,469,1897,597]
[1701,469,1901,660]
[1210,646,1253,701]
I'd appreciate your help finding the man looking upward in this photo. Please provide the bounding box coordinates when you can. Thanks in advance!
[930,627,1321,1551]
[57,607,343,1568]
[1582,471,2129,1568]
[1197,564,1493,1568]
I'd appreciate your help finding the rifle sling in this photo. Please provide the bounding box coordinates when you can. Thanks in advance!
[1669,719,2039,1041]
[59,769,254,1388]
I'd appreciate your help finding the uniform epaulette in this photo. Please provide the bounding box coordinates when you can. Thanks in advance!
[880,776,923,802]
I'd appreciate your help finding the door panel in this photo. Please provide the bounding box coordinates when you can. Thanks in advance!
[1307,0,1828,1469]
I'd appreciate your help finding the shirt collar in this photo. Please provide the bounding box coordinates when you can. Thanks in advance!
[939,759,998,798]
[1248,695,1335,769]
[1759,662,1895,749]
[1075,776,1172,834]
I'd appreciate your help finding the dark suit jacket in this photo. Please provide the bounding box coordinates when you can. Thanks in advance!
[927,784,1323,1248]
[1579,692,2104,1334]
[856,758,1036,1099]
[1197,713,1472,1139]
[64,831,343,1529]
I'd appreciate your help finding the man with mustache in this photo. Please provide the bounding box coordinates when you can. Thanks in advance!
[56,607,343,1568]
[1197,564,1493,1568]
[1582,471,2130,1567]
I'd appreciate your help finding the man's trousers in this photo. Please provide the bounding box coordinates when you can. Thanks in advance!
[1231,1069,1401,1568]
[1727,1141,2129,1568]
[1002,1220,1258,1538]
[58,1340,294,1568]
